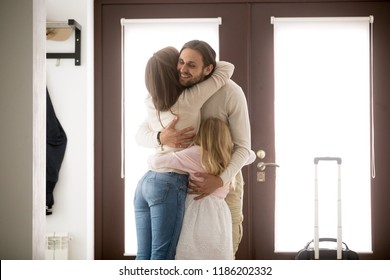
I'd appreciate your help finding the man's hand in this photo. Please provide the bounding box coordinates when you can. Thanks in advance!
[188,173,223,200]
[160,117,195,148]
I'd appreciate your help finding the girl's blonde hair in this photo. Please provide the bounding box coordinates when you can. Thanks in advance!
[194,117,233,176]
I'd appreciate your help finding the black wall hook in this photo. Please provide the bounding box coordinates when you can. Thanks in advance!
[46,19,81,66]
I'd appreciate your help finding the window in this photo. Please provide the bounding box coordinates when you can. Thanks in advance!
[121,18,220,255]
[272,17,373,253]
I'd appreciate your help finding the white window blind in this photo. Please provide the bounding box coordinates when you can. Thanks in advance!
[272,16,373,253]
[121,18,221,256]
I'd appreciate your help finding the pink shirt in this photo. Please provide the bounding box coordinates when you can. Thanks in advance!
[148,146,256,198]
[148,145,230,198]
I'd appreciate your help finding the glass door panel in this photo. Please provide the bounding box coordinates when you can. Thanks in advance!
[273,17,372,253]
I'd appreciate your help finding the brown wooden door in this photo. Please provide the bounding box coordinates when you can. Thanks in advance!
[95,2,257,260]
[247,1,390,260]
[95,0,390,260]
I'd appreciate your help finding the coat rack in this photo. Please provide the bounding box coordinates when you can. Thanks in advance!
[46,19,81,66]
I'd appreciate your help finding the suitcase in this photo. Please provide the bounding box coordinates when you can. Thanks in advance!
[295,157,359,260]
[295,238,359,260]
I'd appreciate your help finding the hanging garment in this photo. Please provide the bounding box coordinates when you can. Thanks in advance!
[46,88,67,215]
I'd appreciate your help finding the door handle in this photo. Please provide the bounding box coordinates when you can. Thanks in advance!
[257,162,280,171]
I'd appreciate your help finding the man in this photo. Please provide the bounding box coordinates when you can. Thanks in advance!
[136,40,252,256]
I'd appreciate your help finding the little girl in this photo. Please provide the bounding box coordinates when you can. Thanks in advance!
[148,117,255,259]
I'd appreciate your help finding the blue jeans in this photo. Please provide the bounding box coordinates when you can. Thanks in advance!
[134,171,188,260]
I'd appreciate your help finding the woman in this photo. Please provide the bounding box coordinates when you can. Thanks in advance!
[148,117,255,259]
[134,46,234,259]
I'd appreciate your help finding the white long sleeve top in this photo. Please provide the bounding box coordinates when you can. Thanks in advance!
[135,61,234,172]
[136,62,251,184]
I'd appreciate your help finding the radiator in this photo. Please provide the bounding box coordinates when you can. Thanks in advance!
[45,232,71,260]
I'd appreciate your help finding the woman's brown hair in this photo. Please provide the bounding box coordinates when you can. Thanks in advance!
[145,47,183,114]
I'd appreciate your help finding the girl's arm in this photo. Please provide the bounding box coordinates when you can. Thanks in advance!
[148,146,203,173]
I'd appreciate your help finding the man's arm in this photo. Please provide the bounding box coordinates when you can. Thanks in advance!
[189,82,252,199]
[219,87,252,185]
[159,117,195,149]
[188,149,255,200]
[135,117,195,149]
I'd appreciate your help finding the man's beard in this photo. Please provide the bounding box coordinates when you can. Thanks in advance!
[179,72,206,88]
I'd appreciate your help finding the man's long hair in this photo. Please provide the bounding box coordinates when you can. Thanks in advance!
[180,40,217,79]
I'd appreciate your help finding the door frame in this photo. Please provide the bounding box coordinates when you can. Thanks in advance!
[94,0,253,260]
[95,0,390,260]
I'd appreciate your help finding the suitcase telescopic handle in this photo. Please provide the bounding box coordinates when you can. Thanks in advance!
[305,238,349,250]
[314,157,342,164]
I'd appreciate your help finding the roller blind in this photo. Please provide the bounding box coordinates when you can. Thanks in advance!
[121,18,221,255]
[272,16,373,253]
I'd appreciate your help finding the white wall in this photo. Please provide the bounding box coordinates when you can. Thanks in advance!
[45,0,94,260]
[0,0,46,259]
